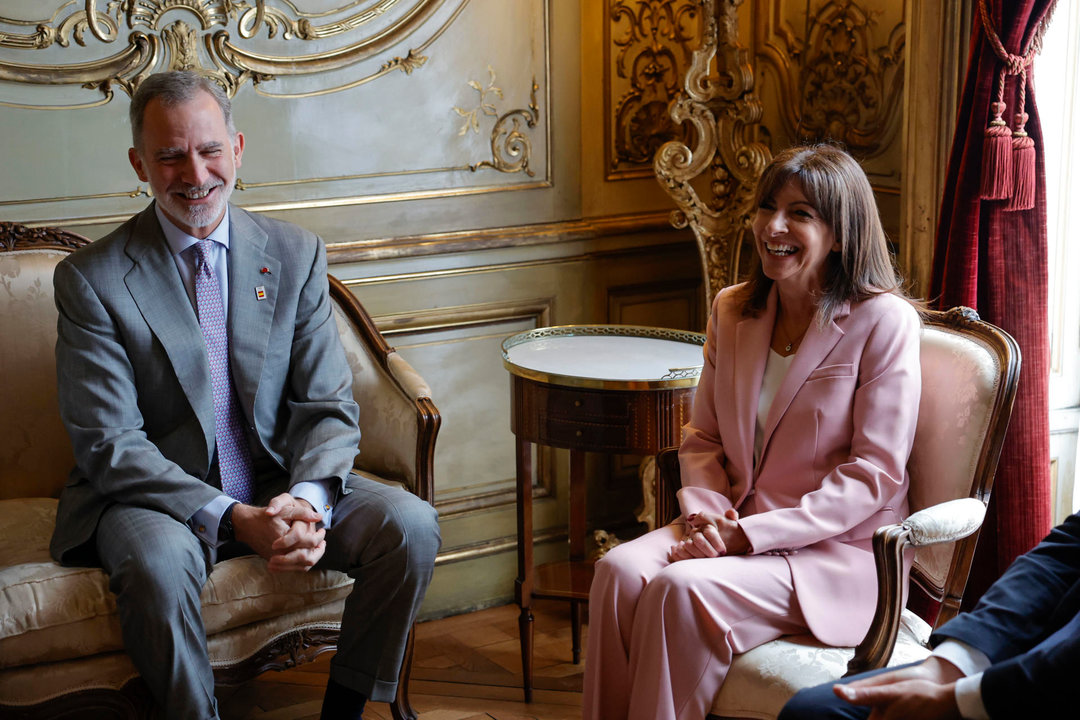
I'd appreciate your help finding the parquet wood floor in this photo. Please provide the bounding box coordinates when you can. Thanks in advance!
[217,601,586,720]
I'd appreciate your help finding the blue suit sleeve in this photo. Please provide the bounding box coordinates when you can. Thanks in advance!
[931,512,1080,718]
[978,603,1079,718]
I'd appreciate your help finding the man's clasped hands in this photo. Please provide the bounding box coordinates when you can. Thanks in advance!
[232,494,327,572]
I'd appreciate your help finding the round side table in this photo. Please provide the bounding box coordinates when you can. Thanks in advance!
[503,325,705,701]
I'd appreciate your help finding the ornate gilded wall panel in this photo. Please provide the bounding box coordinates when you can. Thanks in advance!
[0,0,550,227]
[753,0,905,184]
[605,0,704,179]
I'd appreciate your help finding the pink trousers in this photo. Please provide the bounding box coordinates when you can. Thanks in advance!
[582,524,808,720]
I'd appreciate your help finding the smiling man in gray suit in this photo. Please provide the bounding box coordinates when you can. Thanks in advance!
[49,70,440,720]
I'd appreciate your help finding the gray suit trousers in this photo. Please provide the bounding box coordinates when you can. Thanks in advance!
[95,474,440,720]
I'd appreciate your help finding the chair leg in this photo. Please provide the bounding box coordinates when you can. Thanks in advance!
[390,624,418,720]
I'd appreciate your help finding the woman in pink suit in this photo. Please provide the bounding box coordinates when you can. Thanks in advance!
[583,144,923,720]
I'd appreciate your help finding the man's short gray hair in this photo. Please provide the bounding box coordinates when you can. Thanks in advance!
[129,71,236,150]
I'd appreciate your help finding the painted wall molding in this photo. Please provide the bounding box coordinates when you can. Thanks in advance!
[0,0,551,228]
[0,0,467,103]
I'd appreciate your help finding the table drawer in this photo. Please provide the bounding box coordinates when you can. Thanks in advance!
[542,386,632,420]
[538,412,630,450]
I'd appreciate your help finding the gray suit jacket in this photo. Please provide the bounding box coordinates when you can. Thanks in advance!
[50,203,361,564]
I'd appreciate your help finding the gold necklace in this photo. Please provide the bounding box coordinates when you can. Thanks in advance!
[778,313,808,353]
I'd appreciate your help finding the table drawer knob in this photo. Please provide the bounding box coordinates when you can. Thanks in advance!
[574,400,582,407]
[575,430,582,437]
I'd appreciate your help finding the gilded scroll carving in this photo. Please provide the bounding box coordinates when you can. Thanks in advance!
[0,0,465,105]
[113,1,244,36]
[235,0,404,40]
[756,0,904,158]
[654,0,770,304]
[472,80,539,176]
[607,0,701,178]
[456,68,540,177]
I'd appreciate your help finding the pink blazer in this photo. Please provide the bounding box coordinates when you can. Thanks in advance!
[678,284,921,646]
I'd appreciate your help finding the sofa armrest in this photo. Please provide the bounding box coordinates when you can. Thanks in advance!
[387,352,432,401]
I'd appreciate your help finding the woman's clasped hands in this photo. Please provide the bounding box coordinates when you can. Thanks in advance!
[668,509,750,562]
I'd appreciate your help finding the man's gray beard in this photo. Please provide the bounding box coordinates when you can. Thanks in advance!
[159,182,234,229]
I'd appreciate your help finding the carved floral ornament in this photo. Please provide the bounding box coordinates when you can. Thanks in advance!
[757,0,905,158]
[453,66,540,177]
[0,0,468,103]
[606,0,702,178]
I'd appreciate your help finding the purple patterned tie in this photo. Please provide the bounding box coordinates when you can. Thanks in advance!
[192,240,254,504]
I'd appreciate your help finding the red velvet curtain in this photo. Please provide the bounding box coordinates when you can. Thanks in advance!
[932,0,1055,606]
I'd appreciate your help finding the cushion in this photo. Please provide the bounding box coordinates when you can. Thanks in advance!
[0,497,352,669]
[908,328,1000,589]
[710,611,933,719]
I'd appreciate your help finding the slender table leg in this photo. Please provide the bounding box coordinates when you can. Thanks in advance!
[570,600,584,664]
[519,606,534,704]
[515,436,535,703]
[569,449,587,665]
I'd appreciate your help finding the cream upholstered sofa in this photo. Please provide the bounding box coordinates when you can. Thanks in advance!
[656,306,1020,720]
[0,222,439,720]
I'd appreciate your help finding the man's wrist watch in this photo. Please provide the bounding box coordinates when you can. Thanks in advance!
[218,502,237,543]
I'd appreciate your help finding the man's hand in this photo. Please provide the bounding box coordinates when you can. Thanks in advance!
[268,495,327,572]
[233,494,326,572]
[833,657,964,720]
[668,509,749,561]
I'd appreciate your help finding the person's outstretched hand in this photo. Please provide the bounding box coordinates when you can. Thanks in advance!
[833,656,963,720]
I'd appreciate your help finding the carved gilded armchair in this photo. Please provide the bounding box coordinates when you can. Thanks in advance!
[0,222,438,720]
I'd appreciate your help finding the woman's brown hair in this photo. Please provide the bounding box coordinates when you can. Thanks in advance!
[740,144,909,323]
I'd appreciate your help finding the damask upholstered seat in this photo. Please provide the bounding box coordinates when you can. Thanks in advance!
[655,306,1020,720]
[0,222,439,720]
